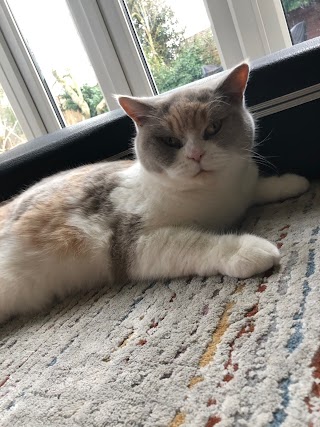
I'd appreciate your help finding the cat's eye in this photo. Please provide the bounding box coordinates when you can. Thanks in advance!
[161,136,183,149]
[203,120,222,140]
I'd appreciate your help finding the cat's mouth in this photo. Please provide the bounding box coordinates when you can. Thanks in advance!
[194,168,213,178]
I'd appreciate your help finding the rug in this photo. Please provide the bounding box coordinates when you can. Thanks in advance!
[1,182,320,427]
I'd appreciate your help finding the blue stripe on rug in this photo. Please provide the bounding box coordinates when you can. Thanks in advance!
[269,378,291,427]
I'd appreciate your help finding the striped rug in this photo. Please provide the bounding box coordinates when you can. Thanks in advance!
[1,182,320,427]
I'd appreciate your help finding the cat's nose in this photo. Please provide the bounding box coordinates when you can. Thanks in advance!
[187,149,204,163]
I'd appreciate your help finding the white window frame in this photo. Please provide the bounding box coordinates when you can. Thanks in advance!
[0,28,46,140]
[0,0,62,135]
[0,0,300,145]
[97,0,156,97]
[67,0,157,98]
[66,0,152,110]
[205,0,292,68]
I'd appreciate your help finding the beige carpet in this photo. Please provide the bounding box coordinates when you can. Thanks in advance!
[1,183,320,427]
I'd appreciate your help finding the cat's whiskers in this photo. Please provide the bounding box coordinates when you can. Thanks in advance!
[252,130,273,148]
[242,147,278,174]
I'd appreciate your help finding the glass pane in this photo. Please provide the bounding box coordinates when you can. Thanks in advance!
[0,83,27,153]
[125,0,223,93]
[7,0,109,126]
[281,0,320,44]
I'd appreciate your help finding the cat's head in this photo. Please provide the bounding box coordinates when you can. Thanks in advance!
[117,63,254,183]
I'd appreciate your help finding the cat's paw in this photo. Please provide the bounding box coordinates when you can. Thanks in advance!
[221,234,280,279]
[278,174,310,199]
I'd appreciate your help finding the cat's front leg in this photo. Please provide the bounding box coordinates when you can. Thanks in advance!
[253,174,309,205]
[130,228,280,280]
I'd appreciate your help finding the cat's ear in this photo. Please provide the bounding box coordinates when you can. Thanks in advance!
[116,95,153,127]
[218,62,249,103]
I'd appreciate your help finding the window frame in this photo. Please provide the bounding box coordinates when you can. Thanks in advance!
[66,0,141,110]
[0,29,46,140]
[204,0,292,68]
[97,0,156,96]
[0,0,62,135]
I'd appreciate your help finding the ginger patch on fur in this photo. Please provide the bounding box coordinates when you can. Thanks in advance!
[13,192,88,256]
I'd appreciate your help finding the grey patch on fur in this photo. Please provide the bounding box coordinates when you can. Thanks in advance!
[214,106,254,152]
[80,161,134,216]
[81,171,142,282]
[136,123,178,173]
[158,102,170,116]
[111,215,142,283]
[81,173,118,216]
[133,85,254,174]
[185,90,214,104]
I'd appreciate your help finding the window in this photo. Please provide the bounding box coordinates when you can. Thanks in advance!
[124,0,223,93]
[1,0,319,152]
[281,0,320,44]
[0,82,27,152]
[7,0,108,126]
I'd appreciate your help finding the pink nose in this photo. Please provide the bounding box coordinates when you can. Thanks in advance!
[187,149,204,163]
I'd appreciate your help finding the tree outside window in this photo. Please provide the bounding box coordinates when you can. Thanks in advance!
[126,0,222,93]
[52,70,108,125]
[0,84,27,152]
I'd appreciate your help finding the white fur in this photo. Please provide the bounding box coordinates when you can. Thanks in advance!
[254,173,310,204]
[0,236,111,321]
[113,156,258,229]
[113,160,306,283]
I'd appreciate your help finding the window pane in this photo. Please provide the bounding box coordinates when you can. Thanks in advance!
[125,0,223,93]
[7,0,109,126]
[0,83,27,153]
[281,0,320,44]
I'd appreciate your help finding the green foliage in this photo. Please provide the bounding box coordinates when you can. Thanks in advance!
[0,85,26,151]
[60,84,107,117]
[126,0,220,93]
[154,47,202,93]
[153,30,220,93]
[80,84,107,117]
[61,94,79,113]
[282,0,313,13]
[126,0,184,67]
[0,103,17,128]
[0,86,18,129]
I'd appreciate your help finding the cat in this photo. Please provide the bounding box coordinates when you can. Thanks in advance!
[0,63,309,323]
